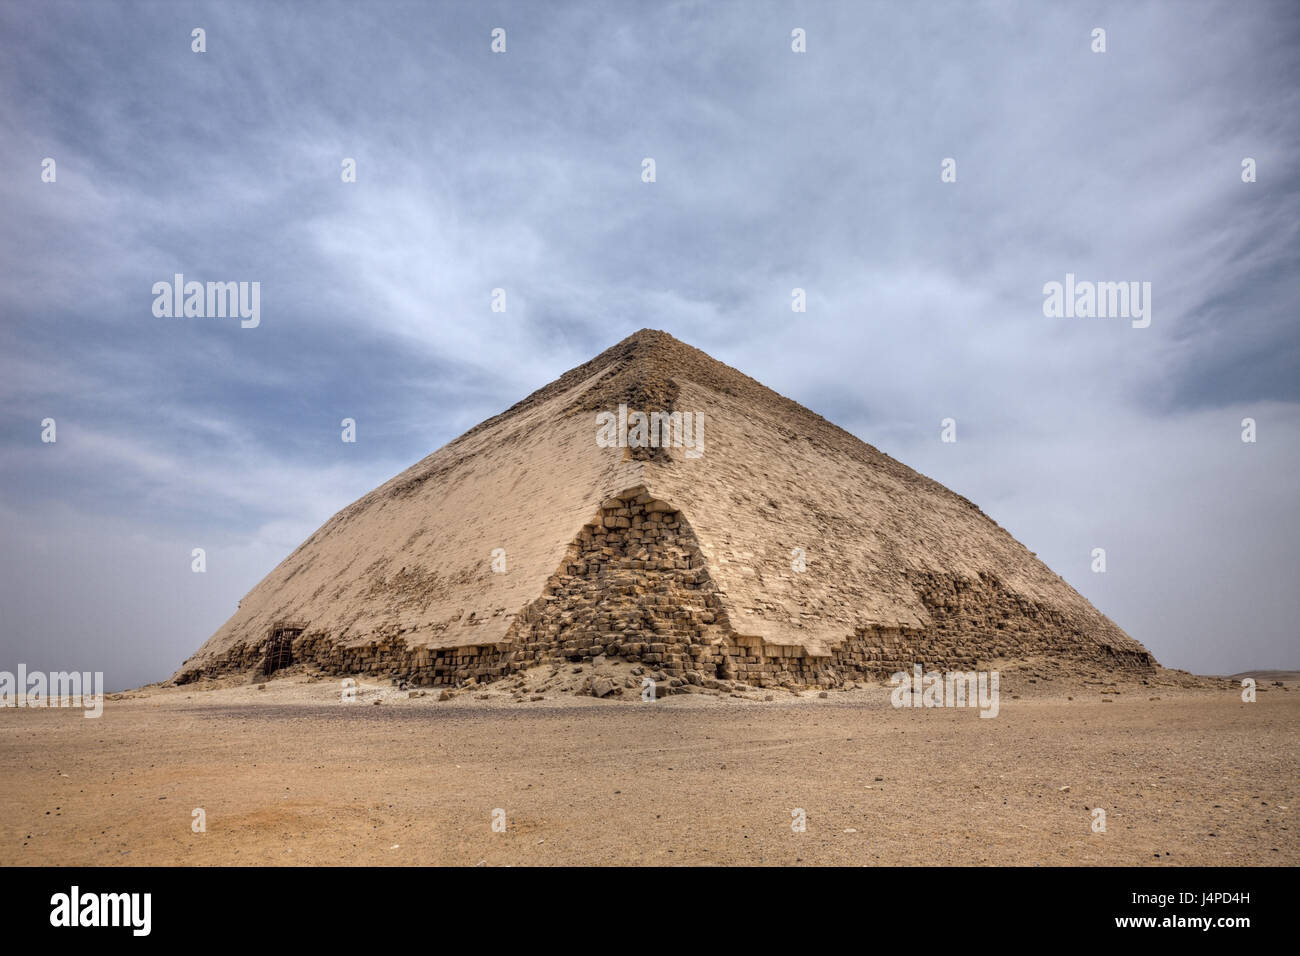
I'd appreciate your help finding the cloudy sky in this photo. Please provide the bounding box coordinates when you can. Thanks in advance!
[2,0,1296,690]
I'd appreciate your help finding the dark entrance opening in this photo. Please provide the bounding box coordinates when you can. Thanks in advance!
[715,654,735,681]
[261,623,303,676]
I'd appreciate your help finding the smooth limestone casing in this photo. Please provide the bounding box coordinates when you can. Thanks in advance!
[175,330,1154,688]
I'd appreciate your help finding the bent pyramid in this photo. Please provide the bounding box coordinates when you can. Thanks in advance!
[175,329,1154,688]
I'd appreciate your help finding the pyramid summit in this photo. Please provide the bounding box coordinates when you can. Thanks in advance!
[175,329,1155,689]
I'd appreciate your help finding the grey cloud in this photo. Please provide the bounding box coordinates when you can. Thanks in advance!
[1,0,1297,686]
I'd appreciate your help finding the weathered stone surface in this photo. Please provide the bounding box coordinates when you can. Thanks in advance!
[174,330,1155,690]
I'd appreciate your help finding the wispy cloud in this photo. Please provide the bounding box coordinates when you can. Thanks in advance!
[1,0,1297,684]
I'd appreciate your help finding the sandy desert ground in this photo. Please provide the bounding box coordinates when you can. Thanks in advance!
[2,664,1295,866]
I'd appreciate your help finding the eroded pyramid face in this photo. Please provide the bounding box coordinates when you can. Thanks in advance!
[176,330,1154,689]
